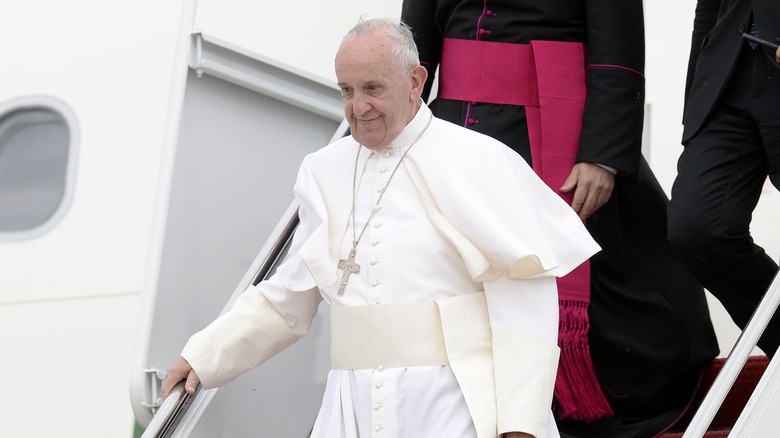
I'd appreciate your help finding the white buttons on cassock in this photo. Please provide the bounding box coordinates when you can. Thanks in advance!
[370,369,391,436]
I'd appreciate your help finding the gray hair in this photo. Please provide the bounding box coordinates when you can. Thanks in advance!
[343,18,420,73]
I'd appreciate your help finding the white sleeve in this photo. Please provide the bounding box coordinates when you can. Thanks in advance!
[484,275,558,341]
[484,275,560,438]
[181,281,321,389]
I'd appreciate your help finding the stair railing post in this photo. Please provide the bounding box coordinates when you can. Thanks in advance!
[683,272,780,438]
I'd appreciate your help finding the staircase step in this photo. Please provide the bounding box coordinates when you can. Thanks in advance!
[659,355,769,436]
[659,429,730,438]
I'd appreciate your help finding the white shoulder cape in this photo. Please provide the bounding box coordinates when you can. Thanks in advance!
[281,104,600,292]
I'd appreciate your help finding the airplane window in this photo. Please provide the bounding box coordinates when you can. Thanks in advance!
[0,97,78,241]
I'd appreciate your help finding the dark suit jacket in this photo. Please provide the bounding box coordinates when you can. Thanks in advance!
[683,0,780,142]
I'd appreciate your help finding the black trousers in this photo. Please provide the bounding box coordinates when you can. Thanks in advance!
[669,44,780,355]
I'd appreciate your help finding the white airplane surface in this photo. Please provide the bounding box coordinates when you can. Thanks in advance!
[1,1,778,437]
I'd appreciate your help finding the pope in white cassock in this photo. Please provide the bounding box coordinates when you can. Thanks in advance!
[161,18,600,438]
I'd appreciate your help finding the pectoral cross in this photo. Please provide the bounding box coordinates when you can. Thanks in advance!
[337,248,361,296]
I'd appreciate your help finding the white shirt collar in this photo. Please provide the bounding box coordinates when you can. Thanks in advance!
[387,101,432,151]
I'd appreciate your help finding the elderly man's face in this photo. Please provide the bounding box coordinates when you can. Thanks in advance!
[335,31,426,150]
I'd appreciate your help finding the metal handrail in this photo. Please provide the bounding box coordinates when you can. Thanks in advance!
[140,120,348,437]
[143,382,201,438]
[140,207,300,438]
[683,272,780,437]
[250,208,299,287]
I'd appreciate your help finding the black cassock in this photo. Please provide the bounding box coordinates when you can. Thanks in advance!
[401,1,720,436]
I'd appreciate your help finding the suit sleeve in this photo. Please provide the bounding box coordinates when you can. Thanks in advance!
[579,0,646,176]
[401,0,442,102]
[684,0,722,110]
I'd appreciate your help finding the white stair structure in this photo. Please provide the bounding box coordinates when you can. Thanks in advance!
[683,272,780,438]
[130,30,344,437]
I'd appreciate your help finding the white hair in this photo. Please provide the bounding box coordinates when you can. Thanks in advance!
[343,17,421,73]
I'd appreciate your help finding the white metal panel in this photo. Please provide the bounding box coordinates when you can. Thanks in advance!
[131,31,343,434]
[683,274,780,437]
[729,354,780,437]
[726,274,780,437]
[0,1,187,437]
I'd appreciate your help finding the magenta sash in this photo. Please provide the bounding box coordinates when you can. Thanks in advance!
[438,37,613,422]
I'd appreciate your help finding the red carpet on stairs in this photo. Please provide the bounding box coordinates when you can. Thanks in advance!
[658,355,770,437]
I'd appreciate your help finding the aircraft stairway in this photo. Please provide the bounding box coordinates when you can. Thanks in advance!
[129,30,346,437]
[130,24,780,438]
[660,355,769,437]
[141,270,780,437]
[662,271,780,437]
[141,204,328,437]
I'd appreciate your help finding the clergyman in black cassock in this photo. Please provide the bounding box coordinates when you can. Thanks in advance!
[401,1,720,436]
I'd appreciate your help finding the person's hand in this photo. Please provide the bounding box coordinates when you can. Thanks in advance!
[503,432,534,438]
[775,45,779,64]
[161,356,200,399]
[560,162,615,220]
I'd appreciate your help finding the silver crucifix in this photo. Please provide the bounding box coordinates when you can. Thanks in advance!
[337,248,361,296]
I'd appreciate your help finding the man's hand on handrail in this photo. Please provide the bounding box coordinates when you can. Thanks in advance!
[161,356,201,399]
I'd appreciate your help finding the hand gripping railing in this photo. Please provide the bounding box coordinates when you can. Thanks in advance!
[139,119,348,438]
[143,382,201,438]
[140,204,300,438]
[683,271,780,438]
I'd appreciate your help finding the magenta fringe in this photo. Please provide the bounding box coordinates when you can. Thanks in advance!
[554,300,614,422]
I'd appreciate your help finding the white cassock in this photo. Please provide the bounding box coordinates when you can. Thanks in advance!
[182,103,600,438]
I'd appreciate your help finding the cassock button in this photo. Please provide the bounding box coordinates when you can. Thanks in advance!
[383,151,392,158]
[379,167,388,173]
[478,28,491,36]
[370,258,378,266]
[371,241,380,246]
[373,222,382,228]
[374,403,382,411]
[375,382,383,388]
[371,280,380,287]
[374,425,383,432]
